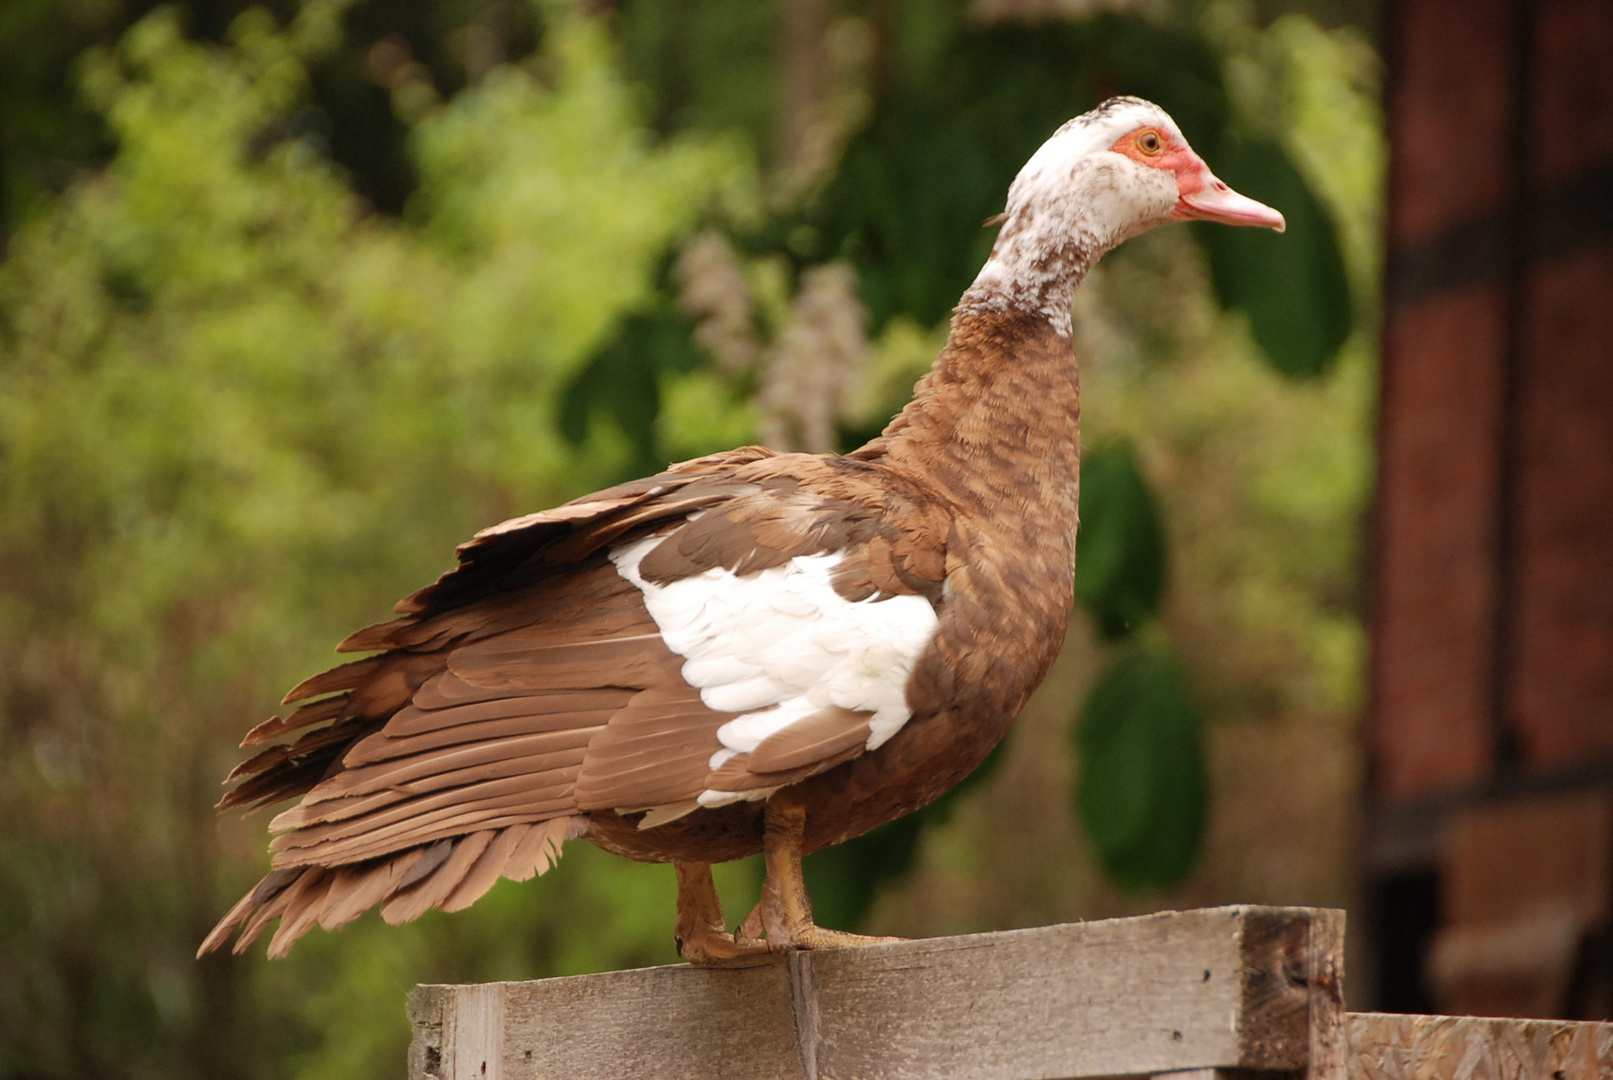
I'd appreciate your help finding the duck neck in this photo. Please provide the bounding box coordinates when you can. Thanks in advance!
[954,211,1100,339]
[852,304,1084,528]
[851,192,1099,501]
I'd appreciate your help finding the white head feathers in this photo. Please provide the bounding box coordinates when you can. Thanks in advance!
[1005,97,1186,227]
[961,97,1218,336]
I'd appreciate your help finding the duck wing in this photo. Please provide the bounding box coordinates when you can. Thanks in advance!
[203,448,951,956]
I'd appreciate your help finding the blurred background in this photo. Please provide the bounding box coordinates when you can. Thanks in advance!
[0,0,1607,1076]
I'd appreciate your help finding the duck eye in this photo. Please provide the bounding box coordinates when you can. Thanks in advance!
[1137,130,1163,154]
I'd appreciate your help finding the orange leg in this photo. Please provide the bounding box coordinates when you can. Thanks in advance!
[756,791,904,951]
[673,861,774,967]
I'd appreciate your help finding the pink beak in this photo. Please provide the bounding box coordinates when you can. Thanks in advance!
[1174,161,1286,232]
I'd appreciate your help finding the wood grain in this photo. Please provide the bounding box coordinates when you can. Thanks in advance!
[408,905,1347,1080]
[413,960,802,1080]
[799,906,1326,1080]
[1345,1012,1613,1080]
[1306,910,1347,1080]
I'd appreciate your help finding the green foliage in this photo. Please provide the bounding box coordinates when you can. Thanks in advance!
[613,0,779,143]
[798,12,1352,375]
[804,815,926,932]
[1193,134,1352,377]
[1069,441,1204,892]
[0,5,752,1077]
[1074,443,1166,639]
[560,292,710,477]
[1073,642,1207,892]
[0,0,122,236]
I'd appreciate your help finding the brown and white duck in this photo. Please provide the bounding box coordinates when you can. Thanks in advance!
[200,96,1283,965]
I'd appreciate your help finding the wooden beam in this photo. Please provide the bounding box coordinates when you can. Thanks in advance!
[409,905,1346,1080]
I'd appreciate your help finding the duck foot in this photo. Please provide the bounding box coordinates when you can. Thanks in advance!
[674,862,775,967]
[777,925,905,950]
[754,793,905,953]
[735,901,902,951]
[678,925,778,966]
[675,796,906,966]
[732,902,896,954]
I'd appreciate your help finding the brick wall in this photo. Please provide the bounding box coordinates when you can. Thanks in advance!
[1372,0,1613,800]
[1367,0,1613,1018]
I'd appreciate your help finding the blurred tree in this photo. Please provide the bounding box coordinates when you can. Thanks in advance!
[0,3,751,1076]
[612,0,1353,378]
[0,0,131,240]
[1074,640,1206,891]
[0,0,552,239]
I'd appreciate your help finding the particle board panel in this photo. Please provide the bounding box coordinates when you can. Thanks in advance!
[1345,1012,1613,1079]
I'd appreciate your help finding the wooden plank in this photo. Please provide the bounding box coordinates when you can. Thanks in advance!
[801,906,1338,1080]
[1305,910,1348,1080]
[412,960,802,1080]
[1345,1012,1613,1079]
[408,905,1345,1080]
[410,984,509,1080]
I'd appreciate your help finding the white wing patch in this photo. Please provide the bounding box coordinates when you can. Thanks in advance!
[610,531,940,809]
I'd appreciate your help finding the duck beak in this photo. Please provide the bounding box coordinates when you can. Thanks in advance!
[1174,159,1286,232]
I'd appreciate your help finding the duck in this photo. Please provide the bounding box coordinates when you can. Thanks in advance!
[199,96,1284,966]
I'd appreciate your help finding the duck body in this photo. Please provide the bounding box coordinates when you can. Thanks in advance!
[590,308,1082,865]
[201,97,1282,963]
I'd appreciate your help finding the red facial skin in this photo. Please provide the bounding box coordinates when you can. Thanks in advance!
[1110,127,1287,232]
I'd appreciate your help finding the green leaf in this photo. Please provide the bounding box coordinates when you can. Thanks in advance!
[1073,643,1207,891]
[1074,442,1165,639]
[1193,133,1353,379]
[560,296,706,478]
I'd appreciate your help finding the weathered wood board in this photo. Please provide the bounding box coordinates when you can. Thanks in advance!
[411,961,802,1080]
[409,904,1346,1080]
[1346,1012,1613,1079]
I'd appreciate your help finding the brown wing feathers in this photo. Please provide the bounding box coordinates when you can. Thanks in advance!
[393,456,772,615]
[201,464,762,956]
[199,814,582,960]
[238,694,346,748]
[203,449,955,957]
